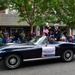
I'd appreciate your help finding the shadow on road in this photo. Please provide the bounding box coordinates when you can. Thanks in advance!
[0,58,75,70]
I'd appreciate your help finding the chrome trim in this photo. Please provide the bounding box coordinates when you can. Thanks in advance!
[23,56,60,62]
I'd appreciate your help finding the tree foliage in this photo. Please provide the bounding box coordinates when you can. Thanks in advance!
[0,0,9,10]
[9,0,56,32]
[53,0,75,28]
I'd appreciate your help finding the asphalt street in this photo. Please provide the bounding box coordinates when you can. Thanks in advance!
[0,58,75,75]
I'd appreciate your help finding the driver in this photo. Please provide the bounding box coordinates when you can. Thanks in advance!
[49,35,57,44]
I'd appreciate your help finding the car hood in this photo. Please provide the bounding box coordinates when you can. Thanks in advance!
[0,43,38,50]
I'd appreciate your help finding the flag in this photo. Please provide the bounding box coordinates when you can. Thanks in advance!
[43,26,49,34]
[37,28,40,36]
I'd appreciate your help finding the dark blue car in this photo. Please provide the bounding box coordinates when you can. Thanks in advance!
[0,36,75,69]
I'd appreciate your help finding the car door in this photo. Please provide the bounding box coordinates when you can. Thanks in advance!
[41,44,56,58]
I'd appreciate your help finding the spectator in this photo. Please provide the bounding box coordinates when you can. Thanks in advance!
[16,38,21,43]
[14,30,20,42]
[0,38,2,44]
[11,36,16,43]
[0,30,3,38]
[8,35,13,43]
[64,33,70,42]
[3,29,9,43]
[73,35,75,42]
[28,31,34,38]
[20,31,25,42]
[28,31,34,40]
[3,29,8,38]
[69,36,74,43]
[0,30,3,44]
[60,35,66,42]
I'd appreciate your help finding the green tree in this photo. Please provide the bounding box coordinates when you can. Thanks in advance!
[10,0,56,32]
[34,0,57,26]
[53,0,75,28]
[0,0,9,11]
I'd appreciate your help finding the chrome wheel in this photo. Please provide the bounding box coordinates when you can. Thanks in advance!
[62,50,74,62]
[4,54,21,69]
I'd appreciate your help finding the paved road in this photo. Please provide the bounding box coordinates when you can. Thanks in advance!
[0,58,75,75]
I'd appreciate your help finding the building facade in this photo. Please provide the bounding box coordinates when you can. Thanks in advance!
[0,13,31,35]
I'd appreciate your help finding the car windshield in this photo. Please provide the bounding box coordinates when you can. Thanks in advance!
[34,36,47,45]
[29,36,41,44]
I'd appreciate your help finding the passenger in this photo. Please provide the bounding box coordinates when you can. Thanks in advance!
[53,24,61,41]
[49,35,57,44]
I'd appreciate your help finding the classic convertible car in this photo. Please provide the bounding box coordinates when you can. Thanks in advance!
[0,36,75,69]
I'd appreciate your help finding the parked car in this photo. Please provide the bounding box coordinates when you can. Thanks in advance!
[0,36,75,69]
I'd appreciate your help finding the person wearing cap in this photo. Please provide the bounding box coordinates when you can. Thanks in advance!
[49,35,57,44]
[53,24,61,41]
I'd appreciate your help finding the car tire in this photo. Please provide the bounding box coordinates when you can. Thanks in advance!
[61,50,74,62]
[4,54,22,69]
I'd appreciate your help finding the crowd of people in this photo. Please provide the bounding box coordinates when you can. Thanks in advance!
[0,29,34,44]
[0,24,75,44]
